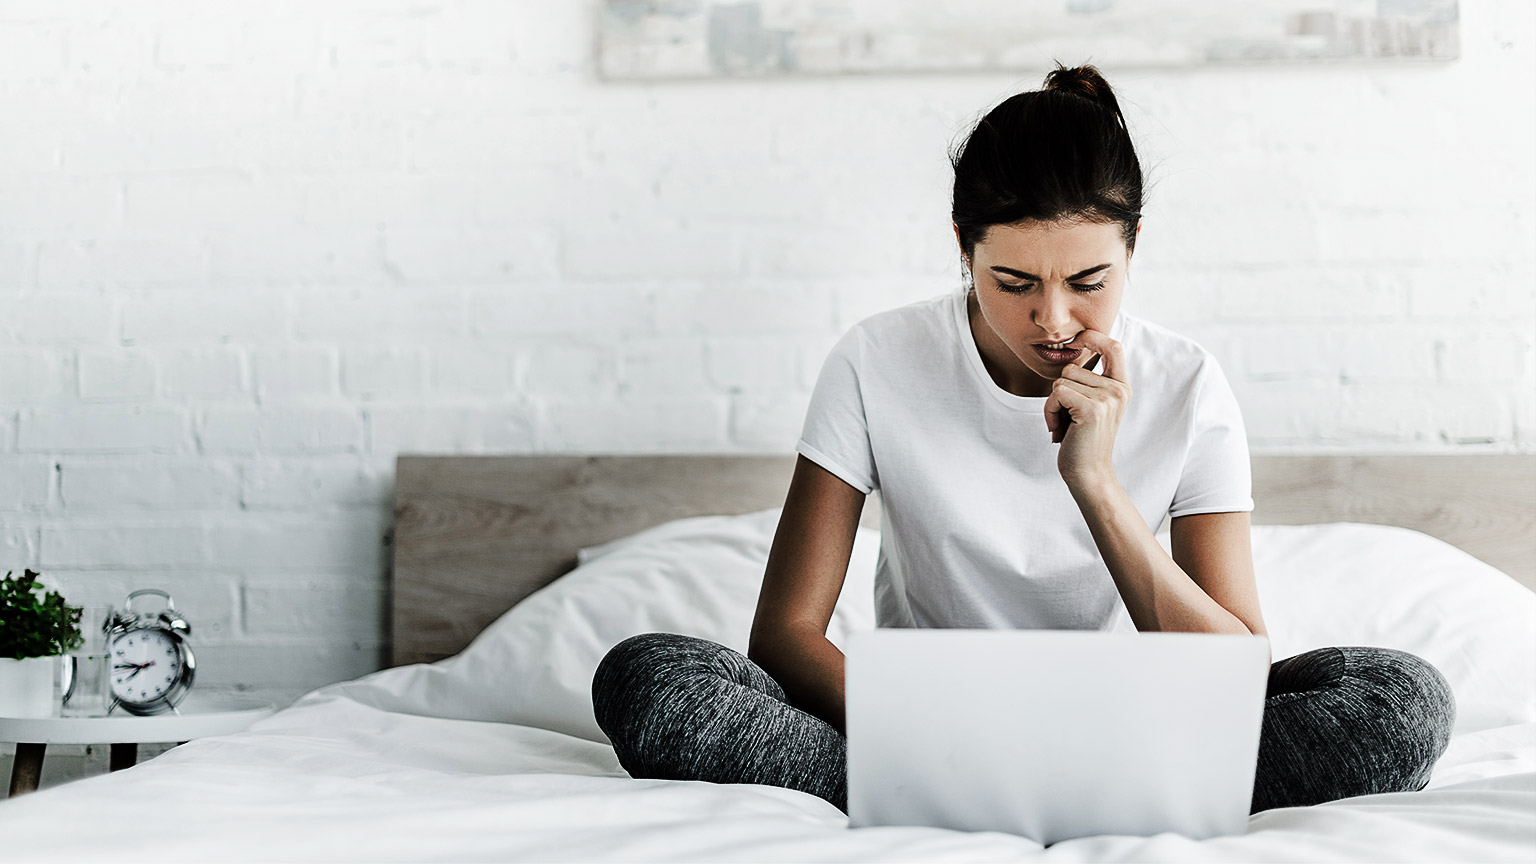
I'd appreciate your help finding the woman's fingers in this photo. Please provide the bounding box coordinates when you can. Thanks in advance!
[1066,329,1128,386]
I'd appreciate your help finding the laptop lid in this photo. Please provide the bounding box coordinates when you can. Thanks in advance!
[846,629,1270,845]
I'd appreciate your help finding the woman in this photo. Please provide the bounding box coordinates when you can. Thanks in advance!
[591,64,1455,816]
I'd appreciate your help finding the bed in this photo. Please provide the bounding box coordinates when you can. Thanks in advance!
[2,453,1533,862]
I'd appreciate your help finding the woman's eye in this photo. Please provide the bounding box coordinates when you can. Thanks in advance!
[996,281,1106,293]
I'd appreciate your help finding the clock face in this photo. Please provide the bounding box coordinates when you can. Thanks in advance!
[110,629,184,705]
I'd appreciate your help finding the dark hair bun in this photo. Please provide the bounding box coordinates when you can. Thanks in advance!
[1043,63,1128,130]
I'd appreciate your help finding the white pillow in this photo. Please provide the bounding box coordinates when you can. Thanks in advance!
[320,508,877,743]
[321,514,1533,743]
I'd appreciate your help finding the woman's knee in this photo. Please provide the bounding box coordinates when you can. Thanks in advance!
[591,633,787,748]
[1255,645,1456,810]
[1342,646,1457,772]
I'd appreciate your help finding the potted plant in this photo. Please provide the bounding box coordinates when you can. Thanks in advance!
[0,569,82,718]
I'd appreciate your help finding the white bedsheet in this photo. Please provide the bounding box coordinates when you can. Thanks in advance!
[4,516,1535,862]
[3,693,1532,862]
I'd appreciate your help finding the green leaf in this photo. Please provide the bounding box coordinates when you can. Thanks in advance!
[0,569,84,659]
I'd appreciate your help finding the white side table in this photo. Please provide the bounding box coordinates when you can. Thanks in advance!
[1,695,276,797]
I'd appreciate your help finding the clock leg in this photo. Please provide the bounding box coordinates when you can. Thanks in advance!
[109,743,137,772]
[8,742,44,797]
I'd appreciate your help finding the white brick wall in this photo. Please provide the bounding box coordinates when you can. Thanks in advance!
[1,3,1533,782]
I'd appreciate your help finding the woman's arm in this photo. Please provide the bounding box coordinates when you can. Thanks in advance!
[1072,482,1267,644]
[747,454,866,734]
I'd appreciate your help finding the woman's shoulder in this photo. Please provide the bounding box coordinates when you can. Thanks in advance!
[829,289,959,360]
[1117,312,1229,393]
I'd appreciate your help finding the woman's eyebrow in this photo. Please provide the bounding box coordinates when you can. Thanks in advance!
[990,263,1112,281]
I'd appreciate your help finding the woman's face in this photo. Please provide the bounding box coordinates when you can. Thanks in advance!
[961,218,1134,396]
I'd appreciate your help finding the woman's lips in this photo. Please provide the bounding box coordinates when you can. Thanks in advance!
[1032,343,1083,364]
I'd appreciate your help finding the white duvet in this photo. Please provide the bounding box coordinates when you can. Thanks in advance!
[4,512,1534,862]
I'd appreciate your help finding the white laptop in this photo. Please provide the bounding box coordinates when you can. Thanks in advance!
[845,629,1270,845]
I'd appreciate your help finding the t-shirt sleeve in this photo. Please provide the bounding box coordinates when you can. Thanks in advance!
[1167,357,1254,518]
[795,327,878,495]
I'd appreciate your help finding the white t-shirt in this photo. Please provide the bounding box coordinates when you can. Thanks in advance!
[795,286,1254,633]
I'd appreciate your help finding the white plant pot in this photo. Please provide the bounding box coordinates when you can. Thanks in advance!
[0,656,58,718]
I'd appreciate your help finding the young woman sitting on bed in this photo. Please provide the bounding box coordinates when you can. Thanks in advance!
[591,63,1455,815]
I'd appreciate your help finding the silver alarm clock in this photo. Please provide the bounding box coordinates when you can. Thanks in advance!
[106,589,196,716]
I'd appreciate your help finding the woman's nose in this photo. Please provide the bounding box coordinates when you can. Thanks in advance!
[1033,287,1074,333]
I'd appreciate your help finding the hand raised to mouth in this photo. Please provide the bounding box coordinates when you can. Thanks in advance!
[1041,329,1131,491]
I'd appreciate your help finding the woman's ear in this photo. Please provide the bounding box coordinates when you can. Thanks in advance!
[952,222,969,269]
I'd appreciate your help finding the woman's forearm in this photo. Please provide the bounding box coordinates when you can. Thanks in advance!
[1068,476,1251,635]
[747,626,848,734]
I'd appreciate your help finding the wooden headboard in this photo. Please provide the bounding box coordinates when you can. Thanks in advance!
[389,453,1536,667]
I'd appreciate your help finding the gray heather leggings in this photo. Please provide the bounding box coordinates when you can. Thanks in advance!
[591,632,1456,815]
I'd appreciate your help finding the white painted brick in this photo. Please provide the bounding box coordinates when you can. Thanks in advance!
[563,226,741,280]
[0,126,57,175]
[299,175,484,226]
[478,167,649,228]
[121,176,309,231]
[431,345,518,397]
[0,521,33,562]
[741,223,919,278]
[1229,377,1343,444]
[521,342,613,397]
[61,124,244,176]
[64,19,155,75]
[0,293,115,343]
[730,391,812,451]
[208,225,385,286]
[0,456,50,510]
[1515,390,1535,444]
[37,234,209,289]
[121,293,287,343]
[0,180,123,233]
[241,457,391,509]
[404,113,586,173]
[191,642,381,698]
[0,22,65,76]
[242,577,383,638]
[0,349,70,402]
[40,523,207,569]
[1406,262,1536,324]
[199,407,364,454]
[589,112,774,173]
[17,406,188,452]
[705,338,802,392]
[1214,268,1408,322]
[655,283,834,335]
[108,72,293,123]
[831,276,950,331]
[293,288,463,342]
[366,404,536,454]
[540,399,728,452]
[468,285,652,336]
[1235,325,1347,381]
[1340,381,1513,444]
[37,571,238,641]
[381,224,559,283]
[256,120,406,173]
[617,339,710,399]
[1316,208,1532,265]
[59,458,239,510]
[798,336,841,390]
[0,238,32,287]
[76,348,156,401]
[341,347,428,400]
[158,347,247,400]
[206,513,387,572]
[253,347,338,400]
[1339,326,1439,384]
